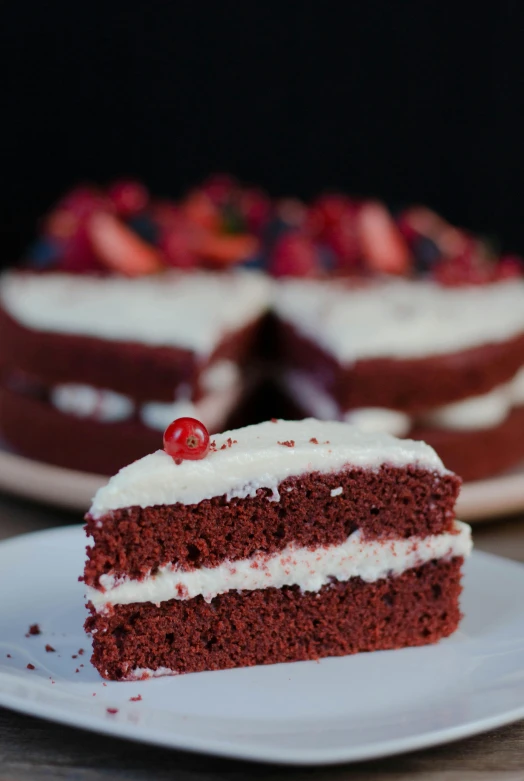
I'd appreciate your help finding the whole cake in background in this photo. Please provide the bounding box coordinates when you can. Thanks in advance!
[83,417,472,680]
[0,175,523,480]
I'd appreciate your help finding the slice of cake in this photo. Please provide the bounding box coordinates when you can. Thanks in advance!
[83,418,472,681]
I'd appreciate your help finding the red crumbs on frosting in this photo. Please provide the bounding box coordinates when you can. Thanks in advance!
[278,440,295,447]
[26,663,35,670]
[106,708,118,714]
[309,437,319,444]
[220,438,238,450]
[45,644,56,653]
[130,695,143,702]
[28,624,41,635]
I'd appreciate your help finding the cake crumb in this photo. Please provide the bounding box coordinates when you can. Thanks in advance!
[270,418,278,423]
[220,438,237,450]
[309,437,319,444]
[209,440,217,451]
[92,693,96,696]
[26,663,35,670]
[45,644,56,653]
[72,654,78,659]
[75,668,80,673]
[331,487,343,497]
[130,695,142,702]
[278,440,295,447]
[28,624,41,636]
[106,707,118,714]
[6,654,11,658]
[78,648,85,655]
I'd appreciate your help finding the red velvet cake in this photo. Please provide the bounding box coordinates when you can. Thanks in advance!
[0,270,270,474]
[274,278,524,481]
[83,418,472,680]
[2,177,524,482]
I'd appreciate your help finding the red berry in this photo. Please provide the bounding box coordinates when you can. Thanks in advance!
[270,234,319,278]
[108,180,149,216]
[60,186,105,218]
[306,194,356,239]
[495,255,523,280]
[60,226,104,273]
[202,174,238,207]
[239,188,271,233]
[160,222,198,269]
[44,187,106,240]
[163,417,210,463]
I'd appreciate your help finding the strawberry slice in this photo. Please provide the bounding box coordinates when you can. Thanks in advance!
[89,212,162,276]
[358,202,411,274]
[196,233,259,265]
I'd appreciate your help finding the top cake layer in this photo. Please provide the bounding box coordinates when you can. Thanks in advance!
[89,418,449,518]
[274,278,524,362]
[0,270,271,356]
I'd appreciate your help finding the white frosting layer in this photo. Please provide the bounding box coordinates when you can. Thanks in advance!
[0,271,270,356]
[89,419,448,519]
[274,278,524,362]
[51,384,134,423]
[286,367,524,433]
[140,381,243,432]
[87,520,472,610]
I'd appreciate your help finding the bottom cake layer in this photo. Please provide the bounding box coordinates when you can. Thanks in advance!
[85,558,463,681]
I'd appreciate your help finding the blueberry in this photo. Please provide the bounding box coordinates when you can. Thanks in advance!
[26,238,60,267]
[263,217,293,248]
[126,215,159,245]
[239,253,267,270]
[318,245,337,271]
[413,236,442,270]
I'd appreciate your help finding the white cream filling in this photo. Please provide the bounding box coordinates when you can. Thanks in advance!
[87,520,472,610]
[284,367,524,434]
[140,381,243,433]
[50,361,243,432]
[89,419,448,518]
[50,384,134,423]
[274,277,524,362]
[0,270,270,356]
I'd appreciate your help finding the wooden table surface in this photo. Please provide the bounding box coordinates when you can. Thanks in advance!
[1,492,523,781]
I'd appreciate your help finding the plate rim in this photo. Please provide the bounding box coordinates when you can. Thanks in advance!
[0,526,524,765]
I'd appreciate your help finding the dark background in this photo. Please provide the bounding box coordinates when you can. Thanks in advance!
[2,2,524,262]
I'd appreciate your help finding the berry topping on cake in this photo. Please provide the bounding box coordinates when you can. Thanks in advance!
[108,180,149,217]
[163,417,210,464]
[23,176,524,284]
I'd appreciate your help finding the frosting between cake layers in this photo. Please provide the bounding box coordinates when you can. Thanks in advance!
[285,367,524,433]
[89,419,449,518]
[86,520,472,609]
[274,278,524,362]
[0,271,271,356]
[50,360,243,430]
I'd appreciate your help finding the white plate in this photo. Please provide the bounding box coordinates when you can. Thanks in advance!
[0,442,522,521]
[0,526,523,765]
